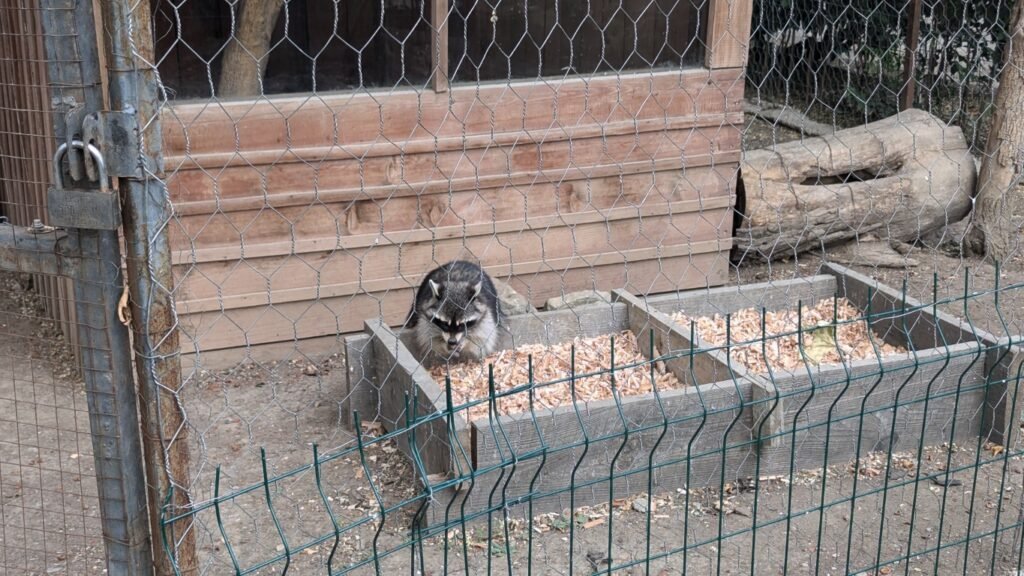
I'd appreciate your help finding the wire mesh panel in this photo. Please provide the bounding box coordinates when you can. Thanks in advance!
[0,272,104,574]
[0,2,107,574]
[746,0,1012,149]
[0,2,80,360]
[131,0,1024,573]
[1,0,1021,573]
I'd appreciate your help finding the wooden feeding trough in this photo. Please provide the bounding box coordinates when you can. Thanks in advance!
[343,263,1021,525]
[343,300,768,523]
[634,263,1022,478]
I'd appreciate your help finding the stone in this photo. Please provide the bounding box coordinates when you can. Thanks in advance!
[544,290,612,311]
[493,279,534,316]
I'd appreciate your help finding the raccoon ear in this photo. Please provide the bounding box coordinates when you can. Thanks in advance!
[428,279,442,299]
[469,280,482,301]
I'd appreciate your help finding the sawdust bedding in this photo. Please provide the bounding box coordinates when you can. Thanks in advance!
[670,297,908,375]
[429,330,684,422]
[429,298,906,422]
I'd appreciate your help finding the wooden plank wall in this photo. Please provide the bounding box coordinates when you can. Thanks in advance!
[165,66,744,362]
[162,0,753,364]
[0,1,78,353]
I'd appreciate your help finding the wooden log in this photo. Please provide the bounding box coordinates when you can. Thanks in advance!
[735,108,976,261]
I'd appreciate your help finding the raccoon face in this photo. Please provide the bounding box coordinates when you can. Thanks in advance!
[429,313,481,352]
[425,279,484,354]
[411,260,502,364]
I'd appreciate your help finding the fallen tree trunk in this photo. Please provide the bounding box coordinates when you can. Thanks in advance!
[734,108,976,262]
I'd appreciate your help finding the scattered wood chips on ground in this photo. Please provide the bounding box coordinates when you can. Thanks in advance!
[429,330,684,422]
[671,297,907,374]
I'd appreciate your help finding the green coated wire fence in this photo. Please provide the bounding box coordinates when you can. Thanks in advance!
[5,0,1024,574]
[160,268,1024,575]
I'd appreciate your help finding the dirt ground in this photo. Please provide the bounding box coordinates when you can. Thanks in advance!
[3,115,1024,575]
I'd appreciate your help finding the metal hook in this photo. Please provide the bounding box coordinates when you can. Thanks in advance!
[52,140,109,194]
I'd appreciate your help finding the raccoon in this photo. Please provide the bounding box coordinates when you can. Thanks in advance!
[408,260,502,365]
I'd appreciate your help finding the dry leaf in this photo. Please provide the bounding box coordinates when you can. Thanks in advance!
[582,517,606,529]
[803,323,836,365]
[990,444,1005,456]
[361,421,385,435]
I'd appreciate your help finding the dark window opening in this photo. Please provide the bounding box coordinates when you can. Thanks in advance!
[152,0,707,101]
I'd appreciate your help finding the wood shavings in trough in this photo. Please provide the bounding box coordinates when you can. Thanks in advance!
[429,330,683,423]
[670,297,907,375]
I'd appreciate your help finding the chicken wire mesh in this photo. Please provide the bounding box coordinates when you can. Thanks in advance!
[747,0,1011,151]
[1,0,1024,574]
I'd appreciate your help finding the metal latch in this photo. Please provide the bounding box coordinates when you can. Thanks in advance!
[47,140,121,231]
[82,110,145,178]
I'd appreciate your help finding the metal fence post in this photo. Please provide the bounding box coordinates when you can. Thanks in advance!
[37,0,154,573]
[93,0,199,573]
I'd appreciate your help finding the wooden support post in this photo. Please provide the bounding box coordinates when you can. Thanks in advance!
[705,0,753,69]
[343,332,379,429]
[431,0,449,92]
[900,0,923,110]
[365,319,472,476]
[983,340,1023,448]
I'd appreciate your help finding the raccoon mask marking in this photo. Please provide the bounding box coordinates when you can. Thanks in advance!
[409,260,502,365]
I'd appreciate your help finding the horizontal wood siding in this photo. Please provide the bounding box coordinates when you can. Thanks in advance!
[164,67,744,357]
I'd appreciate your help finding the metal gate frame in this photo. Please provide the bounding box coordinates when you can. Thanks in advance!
[0,1,193,574]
